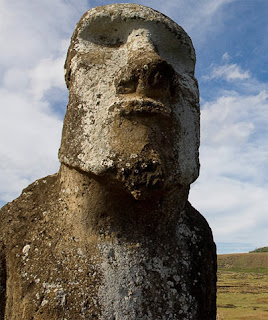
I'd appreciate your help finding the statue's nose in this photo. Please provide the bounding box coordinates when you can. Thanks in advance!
[114,29,177,101]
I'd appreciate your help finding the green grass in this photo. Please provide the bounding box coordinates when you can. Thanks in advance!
[218,253,268,273]
[218,266,267,274]
[217,253,268,320]
[249,246,268,253]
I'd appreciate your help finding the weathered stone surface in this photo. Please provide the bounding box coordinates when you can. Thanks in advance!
[0,4,216,320]
[59,3,200,199]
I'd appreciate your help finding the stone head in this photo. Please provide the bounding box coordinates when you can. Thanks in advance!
[59,4,200,199]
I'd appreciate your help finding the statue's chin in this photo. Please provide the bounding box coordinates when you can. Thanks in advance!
[98,154,176,200]
[118,166,166,200]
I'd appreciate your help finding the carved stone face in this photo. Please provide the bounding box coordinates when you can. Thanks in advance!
[59,4,200,199]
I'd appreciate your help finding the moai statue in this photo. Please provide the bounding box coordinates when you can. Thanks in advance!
[0,4,216,320]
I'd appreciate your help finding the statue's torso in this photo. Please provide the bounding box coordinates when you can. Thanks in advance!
[0,174,216,320]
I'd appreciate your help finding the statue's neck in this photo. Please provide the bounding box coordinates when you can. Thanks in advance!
[58,164,189,240]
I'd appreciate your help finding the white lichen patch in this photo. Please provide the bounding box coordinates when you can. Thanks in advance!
[22,244,31,259]
[41,299,49,307]
[97,237,198,320]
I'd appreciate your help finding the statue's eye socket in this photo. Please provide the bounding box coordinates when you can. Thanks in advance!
[80,22,126,48]
[93,33,124,47]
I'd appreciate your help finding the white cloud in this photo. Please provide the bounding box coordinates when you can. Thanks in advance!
[202,55,268,101]
[202,91,268,145]
[0,0,89,202]
[190,90,268,248]
[205,63,251,81]
[0,87,62,201]
[29,55,66,101]
[222,52,230,62]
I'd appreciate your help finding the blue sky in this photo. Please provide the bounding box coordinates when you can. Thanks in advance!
[0,0,267,254]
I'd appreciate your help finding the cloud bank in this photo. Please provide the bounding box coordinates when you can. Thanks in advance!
[0,0,88,202]
[190,52,268,252]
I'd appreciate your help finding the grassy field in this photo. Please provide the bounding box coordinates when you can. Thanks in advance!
[217,253,268,320]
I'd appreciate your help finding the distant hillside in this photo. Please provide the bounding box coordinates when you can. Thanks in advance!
[249,246,268,253]
[218,253,268,273]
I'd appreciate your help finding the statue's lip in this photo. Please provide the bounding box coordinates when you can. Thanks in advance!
[109,98,172,117]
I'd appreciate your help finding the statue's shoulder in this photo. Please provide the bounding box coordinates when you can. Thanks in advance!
[177,201,216,255]
[0,173,59,245]
[183,201,213,235]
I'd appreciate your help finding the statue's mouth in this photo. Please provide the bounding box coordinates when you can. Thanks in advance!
[109,98,172,117]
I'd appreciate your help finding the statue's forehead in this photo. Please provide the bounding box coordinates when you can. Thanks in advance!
[80,4,180,27]
[74,4,194,56]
